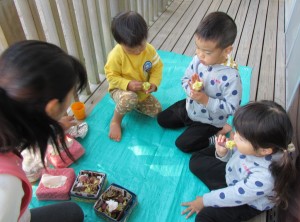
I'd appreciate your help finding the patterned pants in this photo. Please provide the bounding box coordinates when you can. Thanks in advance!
[110,89,162,117]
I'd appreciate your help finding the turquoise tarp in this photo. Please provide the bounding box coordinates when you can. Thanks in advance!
[30,51,252,222]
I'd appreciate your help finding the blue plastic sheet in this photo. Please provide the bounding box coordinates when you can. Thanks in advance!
[30,51,252,222]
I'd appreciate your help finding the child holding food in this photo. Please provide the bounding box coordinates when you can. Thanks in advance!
[105,11,163,142]
[157,12,242,152]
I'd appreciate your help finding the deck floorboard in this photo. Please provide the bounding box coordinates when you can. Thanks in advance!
[148,0,285,107]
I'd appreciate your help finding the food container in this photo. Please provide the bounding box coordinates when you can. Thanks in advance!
[36,168,75,200]
[70,170,107,202]
[94,183,138,222]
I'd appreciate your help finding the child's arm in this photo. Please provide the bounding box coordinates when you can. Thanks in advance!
[148,46,163,92]
[181,196,204,219]
[181,56,199,95]
[104,48,131,91]
[215,134,233,162]
[127,80,143,92]
[105,65,131,91]
[189,88,209,105]
[59,115,77,131]
[202,168,274,209]
[205,69,242,117]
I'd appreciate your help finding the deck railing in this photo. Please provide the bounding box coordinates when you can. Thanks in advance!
[0,0,174,101]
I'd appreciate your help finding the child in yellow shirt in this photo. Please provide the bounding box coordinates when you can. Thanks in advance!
[105,11,163,141]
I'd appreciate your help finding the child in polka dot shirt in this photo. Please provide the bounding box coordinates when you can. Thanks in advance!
[157,12,242,153]
[182,101,296,222]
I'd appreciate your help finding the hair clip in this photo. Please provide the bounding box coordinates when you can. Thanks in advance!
[287,143,295,153]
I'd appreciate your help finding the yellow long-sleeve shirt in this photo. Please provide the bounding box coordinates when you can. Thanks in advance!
[104,43,163,101]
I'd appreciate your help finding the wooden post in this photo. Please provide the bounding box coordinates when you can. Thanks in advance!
[70,0,98,87]
[0,25,8,54]
[86,0,106,75]
[14,0,39,40]
[97,0,113,56]
[34,0,60,46]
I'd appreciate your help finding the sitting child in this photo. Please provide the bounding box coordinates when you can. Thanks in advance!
[105,11,163,142]
[182,100,297,222]
[157,11,242,152]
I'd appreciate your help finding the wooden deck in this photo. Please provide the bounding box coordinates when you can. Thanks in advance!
[148,0,285,107]
[86,1,285,221]
[88,0,285,113]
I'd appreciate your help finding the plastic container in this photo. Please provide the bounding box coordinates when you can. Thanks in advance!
[70,170,107,202]
[94,183,138,222]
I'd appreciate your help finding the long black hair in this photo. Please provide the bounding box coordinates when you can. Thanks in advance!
[0,40,87,163]
[233,100,295,208]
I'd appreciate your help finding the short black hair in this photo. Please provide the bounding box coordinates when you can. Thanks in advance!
[195,11,237,49]
[111,11,148,47]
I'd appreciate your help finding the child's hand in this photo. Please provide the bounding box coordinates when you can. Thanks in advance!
[215,134,229,157]
[191,73,203,91]
[59,116,77,131]
[127,80,143,92]
[189,87,209,105]
[181,196,204,219]
[144,83,157,94]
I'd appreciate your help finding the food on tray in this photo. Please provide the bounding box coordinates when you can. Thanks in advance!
[72,173,103,195]
[142,82,151,90]
[96,186,132,220]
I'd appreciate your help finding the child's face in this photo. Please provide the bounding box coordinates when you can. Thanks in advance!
[233,132,272,157]
[195,36,230,66]
[121,40,147,55]
[233,132,256,155]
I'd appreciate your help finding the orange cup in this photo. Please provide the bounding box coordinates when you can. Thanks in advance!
[71,102,86,120]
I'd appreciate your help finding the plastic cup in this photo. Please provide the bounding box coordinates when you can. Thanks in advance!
[71,102,86,120]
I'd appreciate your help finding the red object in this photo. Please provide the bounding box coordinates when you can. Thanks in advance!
[47,137,85,168]
[36,168,75,200]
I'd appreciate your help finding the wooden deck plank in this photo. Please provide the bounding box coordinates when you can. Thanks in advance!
[88,0,284,123]
[257,0,279,101]
[231,0,251,58]
[274,0,286,107]
[184,0,223,56]
[148,0,183,43]
[247,0,269,101]
[159,0,206,52]
[84,81,109,115]
[150,0,193,49]
[234,0,260,66]
[227,0,242,20]
[218,0,232,12]
[169,0,212,54]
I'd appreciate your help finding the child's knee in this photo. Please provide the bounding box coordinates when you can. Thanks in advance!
[148,103,162,117]
[117,92,138,113]
[175,138,192,153]
[189,158,198,175]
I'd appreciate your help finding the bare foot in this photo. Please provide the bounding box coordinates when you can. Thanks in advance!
[217,123,232,136]
[109,121,122,141]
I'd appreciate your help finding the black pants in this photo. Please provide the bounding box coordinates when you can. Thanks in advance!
[189,146,262,222]
[157,99,221,153]
[30,202,84,222]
